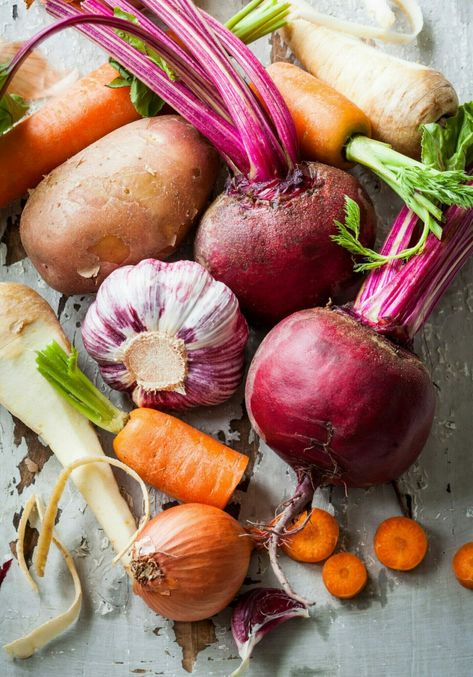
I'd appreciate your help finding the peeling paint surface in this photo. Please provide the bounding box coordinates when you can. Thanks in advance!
[1,1,473,676]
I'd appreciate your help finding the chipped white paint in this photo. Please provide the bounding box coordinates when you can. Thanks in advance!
[1,1,473,676]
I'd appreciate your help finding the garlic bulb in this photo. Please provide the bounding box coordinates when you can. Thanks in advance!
[82,259,249,410]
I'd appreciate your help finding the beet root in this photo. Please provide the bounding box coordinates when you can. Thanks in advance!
[245,307,436,487]
[194,162,376,325]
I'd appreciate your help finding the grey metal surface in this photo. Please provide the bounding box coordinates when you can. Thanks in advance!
[0,1,472,676]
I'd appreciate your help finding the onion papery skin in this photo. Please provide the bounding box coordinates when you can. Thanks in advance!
[245,307,436,487]
[82,259,249,410]
[195,162,376,325]
[131,503,253,621]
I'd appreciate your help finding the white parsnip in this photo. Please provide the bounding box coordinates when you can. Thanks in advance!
[281,19,458,158]
[0,283,136,561]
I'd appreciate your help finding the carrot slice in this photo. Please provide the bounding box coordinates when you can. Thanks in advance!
[322,552,368,599]
[374,516,428,571]
[282,508,339,563]
[114,408,248,510]
[452,542,473,589]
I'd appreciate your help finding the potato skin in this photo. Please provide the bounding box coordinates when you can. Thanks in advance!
[20,116,219,295]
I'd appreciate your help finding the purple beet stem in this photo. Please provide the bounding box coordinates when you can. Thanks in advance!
[44,0,297,181]
[354,193,473,342]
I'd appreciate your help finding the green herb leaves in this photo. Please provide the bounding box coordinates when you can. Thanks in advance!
[336,104,473,270]
[107,8,175,118]
[0,63,28,134]
[421,102,473,172]
[331,197,389,272]
[108,58,166,117]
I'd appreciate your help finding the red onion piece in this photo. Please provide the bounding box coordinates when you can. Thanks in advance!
[0,559,13,588]
[230,588,309,676]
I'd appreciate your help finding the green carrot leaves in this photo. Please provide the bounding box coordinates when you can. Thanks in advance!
[227,0,291,44]
[400,165,473,209]
[0,63,28,134]
[332,197,391,272]
[421,102,473,172]
[331,197,377,271]
[331,196,432,273]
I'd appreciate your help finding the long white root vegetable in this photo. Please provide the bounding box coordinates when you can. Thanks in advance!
[0,283,136,562]
[281,19,458,158]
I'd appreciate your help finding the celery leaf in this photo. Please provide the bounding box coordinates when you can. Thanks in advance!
[421,102,473,172]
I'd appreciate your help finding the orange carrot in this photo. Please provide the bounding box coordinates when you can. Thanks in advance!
[322,552,368,599]
[0,63,140,208]
[266,62,371,169]
[114,408,249,509]
[281,508,339,563]
[374,516,428,571]
[452,542,473,589]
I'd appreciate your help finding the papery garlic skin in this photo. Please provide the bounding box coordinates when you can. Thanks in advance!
[82,259,249,410]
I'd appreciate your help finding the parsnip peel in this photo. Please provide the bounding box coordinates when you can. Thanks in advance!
[16,493,39,593]
[3,497,82,659]
[5,456,149,658]
[290,0,423,44]
[35,456,150,577]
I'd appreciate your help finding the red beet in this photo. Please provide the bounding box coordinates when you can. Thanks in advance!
[244,182,473,604]
[195,163,376,324]
[245,307,436,488]
[245,306,435,605]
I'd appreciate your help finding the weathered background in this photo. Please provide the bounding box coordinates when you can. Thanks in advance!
[1,1,472,676]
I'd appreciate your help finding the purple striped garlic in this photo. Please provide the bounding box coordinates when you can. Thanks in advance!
[82,259,249,410]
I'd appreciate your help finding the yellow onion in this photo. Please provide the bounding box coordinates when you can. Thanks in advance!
[131,503,253,621]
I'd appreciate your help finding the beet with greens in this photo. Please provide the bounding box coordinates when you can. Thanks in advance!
[0,0,376,325]
[246,104,473,602]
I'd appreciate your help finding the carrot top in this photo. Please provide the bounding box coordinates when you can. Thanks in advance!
[374,516,428,571]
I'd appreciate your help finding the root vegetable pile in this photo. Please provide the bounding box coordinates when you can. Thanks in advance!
[0,0,472,672]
